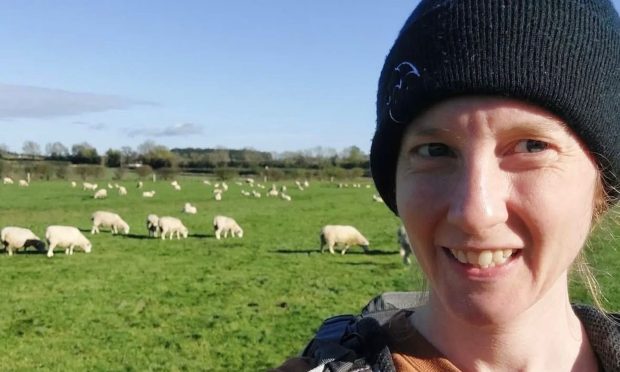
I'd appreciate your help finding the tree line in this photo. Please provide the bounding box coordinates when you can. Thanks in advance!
[0,140,369,181]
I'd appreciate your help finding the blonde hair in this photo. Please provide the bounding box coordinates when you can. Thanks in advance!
[572,171,618,312]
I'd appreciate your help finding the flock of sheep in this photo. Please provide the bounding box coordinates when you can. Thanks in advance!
[1,177,413,263]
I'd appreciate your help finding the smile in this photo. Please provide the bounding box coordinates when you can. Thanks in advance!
[446,248,517,269]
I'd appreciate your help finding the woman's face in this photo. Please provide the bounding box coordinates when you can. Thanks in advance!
[395,97,598,324]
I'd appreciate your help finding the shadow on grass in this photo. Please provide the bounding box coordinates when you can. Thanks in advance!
[270,248,398,256]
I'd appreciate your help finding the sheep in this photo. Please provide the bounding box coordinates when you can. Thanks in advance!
[280,185,287,193]
[1,226,46,256]
[118,186,127,196]
[93,189,108,199]
[82,182,98,191]
[142,190,156,198]
[182,202,197,214]
[173,184,181,191]
[107,183,114,189]
[372,194,384,203]
[146,214,160,237]
[137,181,143,189]
[319,225,370,255]
[214,192,222,201]
[3,177,14,185]
[397,225,413,265]
[280,193,292,201]
[45,225,92,257]
[91,211,130,235]
[70,181,77,188]
[303,180,309,188]
[251,190,261,198]
[158,216,188,240]
[203,180,212,185]
[267,189,279,197]
[241,190,251,196]
[221,182,228,191]
[18,179,29,187]
[213,215,243,240]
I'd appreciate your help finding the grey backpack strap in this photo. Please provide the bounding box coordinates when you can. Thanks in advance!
[301,291,427,372]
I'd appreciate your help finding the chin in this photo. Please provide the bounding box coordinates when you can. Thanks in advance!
[437,290,526,327]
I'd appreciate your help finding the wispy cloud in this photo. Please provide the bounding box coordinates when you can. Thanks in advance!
[0,83,155,119]
[73,121,107,130]
[127,122,204,138]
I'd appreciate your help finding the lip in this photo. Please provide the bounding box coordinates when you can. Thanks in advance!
[442,246,521,279]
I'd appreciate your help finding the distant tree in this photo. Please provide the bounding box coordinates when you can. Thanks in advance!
[22,141,41,158]
[0,143,9,157]
[71,142,101,164]
[120,146,137,165]
[105,149,122,167]
[45,142,69,159]
[137,140,157,155]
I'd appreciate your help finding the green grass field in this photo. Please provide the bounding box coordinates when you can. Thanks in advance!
[1,178,618,371]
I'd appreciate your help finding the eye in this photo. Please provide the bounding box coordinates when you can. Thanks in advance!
[414,143,455,157]
[513,139,549,153]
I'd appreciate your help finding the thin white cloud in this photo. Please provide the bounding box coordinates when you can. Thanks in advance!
[0,83,155,119]
[127,122,203,138]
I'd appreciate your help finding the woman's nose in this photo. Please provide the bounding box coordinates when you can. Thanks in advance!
[446,156,509,235]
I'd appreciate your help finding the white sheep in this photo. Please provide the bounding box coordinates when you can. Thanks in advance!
[203,180,212,185]
[91,211,130,235]
[267,189,279,197]
[82,182,97,191]
[158,216,188,240]
[118,186,127,196]
[221,182,228,191]
[280,193,291,201]
[45,225,92,257]
[372,194,384,203]
[173,184,181,191]
[319,225,370,255]
[214,192,222,201]
[93,189,108,199]
[182,202,197,214]
[70,181,77,188]
[142,190,156,198]
[146,214,160,237]
[107,183,114,189]
[3,177,14,185]
[1,226,46,256]
[213,215,243,240]
[18,179,29,187]
[137,181,144,189]
[397,225,412,265]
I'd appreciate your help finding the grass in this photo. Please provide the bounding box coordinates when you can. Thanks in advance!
[0,178,618,371]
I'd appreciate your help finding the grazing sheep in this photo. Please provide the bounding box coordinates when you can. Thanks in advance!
[118,186,127,196]
[221,182,228,191]
[397,225,412,265]
[45,225,92,258]
[214,192,222,201]
[3,177,14,185]
[70,181,77,188]
[91,211,130,235]
[303,180,309,188]
[267,189,279,197]
[213,215,243,240]
[18,179,29,187]
[158,216,188,240]
[82,182,98,191]
[137,181,144,189]
[251,190,261,198]
[372,194,384,203]
[281,193,291,201]
[142,190,156,198]
[93,189,108,199]
[241,190,251,196]
[1,226,46,256]
[203,180,212,185]
[280,185,287,193]
[173,184,181,191]
[319,225,369,255]
[182,202,197,214]
[146,214,160,237]
[107,183,114,189]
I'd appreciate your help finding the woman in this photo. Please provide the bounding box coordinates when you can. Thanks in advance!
[273,0,620,371]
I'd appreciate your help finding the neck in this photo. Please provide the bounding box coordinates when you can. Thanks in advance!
[413,277,598,371]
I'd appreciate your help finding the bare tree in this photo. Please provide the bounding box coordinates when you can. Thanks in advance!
[22,141,41,158]
[45,142,69,158]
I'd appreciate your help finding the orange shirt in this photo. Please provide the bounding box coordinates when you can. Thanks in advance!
[383,310,461,372]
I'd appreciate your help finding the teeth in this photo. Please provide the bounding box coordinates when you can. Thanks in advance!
[449,248,515,268]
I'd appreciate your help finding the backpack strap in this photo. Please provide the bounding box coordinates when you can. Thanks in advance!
[302,291,428,372]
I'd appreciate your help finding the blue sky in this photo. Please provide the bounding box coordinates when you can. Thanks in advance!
[2,0,619,156]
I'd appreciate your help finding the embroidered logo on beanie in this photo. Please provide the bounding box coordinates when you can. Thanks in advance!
[387,61,421,124]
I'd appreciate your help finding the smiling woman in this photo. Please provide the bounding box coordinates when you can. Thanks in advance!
[272,0,620,371]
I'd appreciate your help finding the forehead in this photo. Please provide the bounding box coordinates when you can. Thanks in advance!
[403,96,571,138]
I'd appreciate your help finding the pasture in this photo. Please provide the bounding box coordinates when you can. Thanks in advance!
[1,177,618,371]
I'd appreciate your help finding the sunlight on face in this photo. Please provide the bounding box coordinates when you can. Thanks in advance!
[395,96,599,324]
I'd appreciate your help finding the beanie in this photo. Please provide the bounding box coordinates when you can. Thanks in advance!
[370,0,620,215]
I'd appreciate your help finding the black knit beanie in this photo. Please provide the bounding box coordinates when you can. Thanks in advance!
[371,0,620,215]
